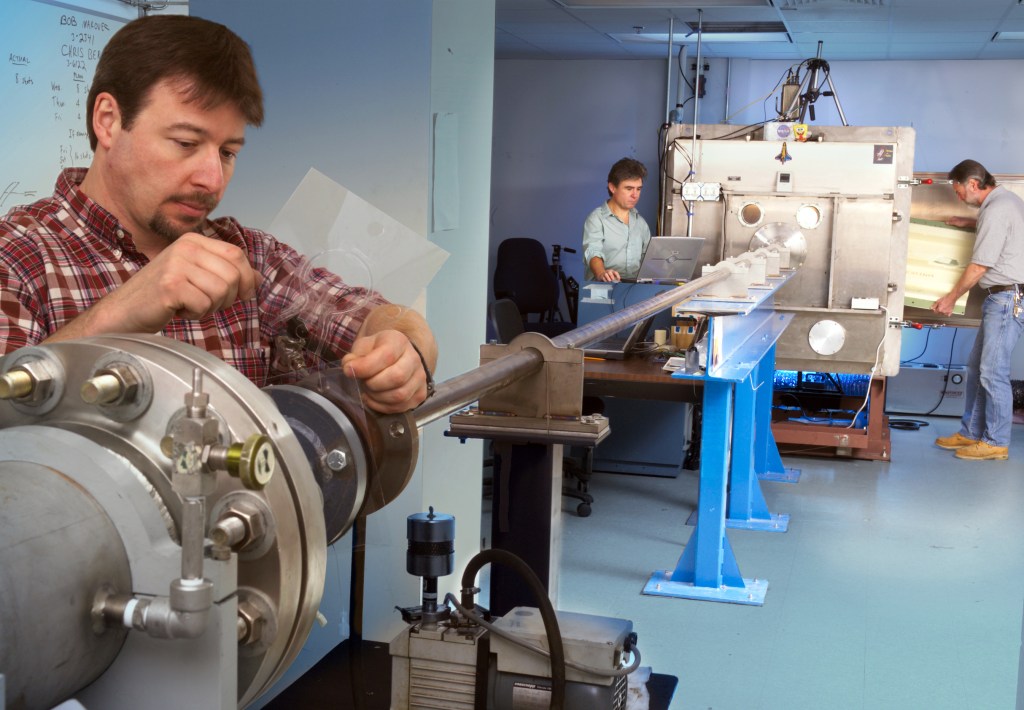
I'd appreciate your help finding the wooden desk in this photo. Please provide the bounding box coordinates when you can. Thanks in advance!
[582,355,700,476]
[583,354,703,402]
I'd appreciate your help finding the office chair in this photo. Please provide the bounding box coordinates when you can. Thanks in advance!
[492,238,574,338]
[486,298,595,517]
[488,298,525,344]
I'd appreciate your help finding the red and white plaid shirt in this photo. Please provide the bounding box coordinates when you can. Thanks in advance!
[0,169,388,386]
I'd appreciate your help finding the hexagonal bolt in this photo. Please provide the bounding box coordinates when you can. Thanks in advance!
[211,506,266,553]
[210,514,248,550]
[325,448,348,472]
[81,364,142,407]
[0,367,37,400]
[81,373,125,405]
[237,599,265,645]
[389,421,407,438]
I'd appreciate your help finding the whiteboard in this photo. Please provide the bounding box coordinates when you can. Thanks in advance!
[1,0,135,212]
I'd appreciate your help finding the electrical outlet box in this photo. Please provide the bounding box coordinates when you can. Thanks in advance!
[886,363,965,417]
[851,297,880,310]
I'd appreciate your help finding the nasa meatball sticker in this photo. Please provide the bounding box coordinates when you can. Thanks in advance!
[873,144,894,164]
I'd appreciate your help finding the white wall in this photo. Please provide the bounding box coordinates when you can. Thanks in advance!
[421,0,494,623]
[194,0,494,656]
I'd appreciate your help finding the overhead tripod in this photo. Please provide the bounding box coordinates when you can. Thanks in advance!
[779,40,849,126]
[550,244,580,325]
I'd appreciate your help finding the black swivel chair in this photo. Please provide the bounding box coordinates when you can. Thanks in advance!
[488,297,525,344]
[492,238,574,338]
[487,298,595,517]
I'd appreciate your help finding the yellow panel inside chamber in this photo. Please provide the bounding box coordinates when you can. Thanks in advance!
[904,218,975,315]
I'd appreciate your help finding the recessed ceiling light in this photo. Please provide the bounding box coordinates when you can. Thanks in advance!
[612,31,791,43]
[555,0,770,7]
[993,31,1024,41]
[775,0,885,6]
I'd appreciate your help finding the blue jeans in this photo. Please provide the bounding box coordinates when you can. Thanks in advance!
[960,289,1024,447]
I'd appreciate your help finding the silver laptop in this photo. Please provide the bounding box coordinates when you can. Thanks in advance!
[627,236,706,283]
[583,316,654,360]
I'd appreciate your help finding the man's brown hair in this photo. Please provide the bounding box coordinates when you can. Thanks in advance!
[948,159,997,190]
[607,157,647,195]
[86,15,264,150]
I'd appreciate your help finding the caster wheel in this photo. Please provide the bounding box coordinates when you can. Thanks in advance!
[577,502,592,517]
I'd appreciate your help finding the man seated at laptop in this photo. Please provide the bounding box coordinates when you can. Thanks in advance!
[582,157,651,282]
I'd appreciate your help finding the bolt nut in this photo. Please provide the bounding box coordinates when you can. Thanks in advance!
[0,360,55,403]
[237,599,265,645]
[215,503,266,553]
[82,365,141,406]
[325,449,348,472]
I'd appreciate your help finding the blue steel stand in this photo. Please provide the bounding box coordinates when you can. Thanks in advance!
[644,307,792,605]
[684,346,794,532]
[723,348,790,533]
[754,348,801,485]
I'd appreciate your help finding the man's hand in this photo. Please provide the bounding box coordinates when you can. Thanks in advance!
[930,263,988,318]
[931,293,957,317]
[43,232,257,343]
[341,330,430,414]
[945,216,977,229]
[597,269,621,282]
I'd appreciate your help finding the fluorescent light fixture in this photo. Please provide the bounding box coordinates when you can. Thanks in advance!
[613,32,790,43]
[776,0,885,6]
[556,0,769,6]
[993,31,1024,41]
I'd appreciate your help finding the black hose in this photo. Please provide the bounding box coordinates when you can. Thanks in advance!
[460,548,566,710]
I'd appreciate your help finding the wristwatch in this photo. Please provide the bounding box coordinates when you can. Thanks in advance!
[409,341,435,398]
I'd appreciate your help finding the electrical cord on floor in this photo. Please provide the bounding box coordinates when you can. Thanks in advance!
[889,419,930,431]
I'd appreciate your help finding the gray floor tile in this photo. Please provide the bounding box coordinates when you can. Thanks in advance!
[547,417,1024,709]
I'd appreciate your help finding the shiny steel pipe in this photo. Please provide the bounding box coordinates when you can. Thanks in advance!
[552,267,730,351]
[411,264,733,429]
[412,347,545,428]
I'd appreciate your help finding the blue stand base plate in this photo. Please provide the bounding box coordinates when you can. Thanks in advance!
[727,512,790,532]
[643,570,768,605]
[758,467,801,484]
[685,511,790,533]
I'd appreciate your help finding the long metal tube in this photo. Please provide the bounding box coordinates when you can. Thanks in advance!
[412,348,545,428]
[412,265,732,429]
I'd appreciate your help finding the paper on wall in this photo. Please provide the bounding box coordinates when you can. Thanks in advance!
[268,168,449,307]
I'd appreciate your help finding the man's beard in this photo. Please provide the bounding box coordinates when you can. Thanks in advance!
[148,192,218,241]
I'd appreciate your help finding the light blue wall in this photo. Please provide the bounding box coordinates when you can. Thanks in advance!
[661,56,1024,173]
[494,56,1024,265]
[492,56,1024,377]
[491,59,668,297]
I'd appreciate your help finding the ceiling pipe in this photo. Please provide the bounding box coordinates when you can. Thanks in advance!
[686,8,703,237]
[665,16,674,124]
[724,58,732,124]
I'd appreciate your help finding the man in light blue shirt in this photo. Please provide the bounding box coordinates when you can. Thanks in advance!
[582,158,651,282]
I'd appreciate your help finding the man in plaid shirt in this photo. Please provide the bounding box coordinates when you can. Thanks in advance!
[0,15,436,414]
